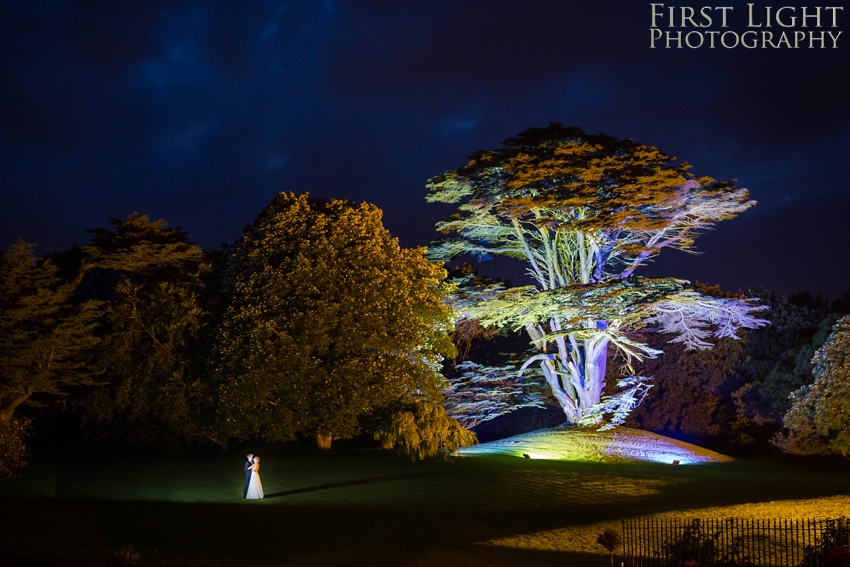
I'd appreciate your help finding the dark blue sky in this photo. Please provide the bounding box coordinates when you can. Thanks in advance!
[2,1,849,297]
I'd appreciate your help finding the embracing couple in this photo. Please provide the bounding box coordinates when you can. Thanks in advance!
[243,454,264,500]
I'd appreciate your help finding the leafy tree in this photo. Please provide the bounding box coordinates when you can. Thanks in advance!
[373,400,477,460]
[427,124,766,424]
[732,291,836,428]
[775,315,850,456]
[214,192,457,448]
[0,241,100,423]
[81,215,216,449]
[626,331,745,440]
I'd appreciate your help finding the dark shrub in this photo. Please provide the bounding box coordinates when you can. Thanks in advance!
[106,545,141,567]
[0,417,30,479]
[801,517,850,567]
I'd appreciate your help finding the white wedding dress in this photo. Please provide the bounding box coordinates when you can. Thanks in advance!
[245,462,264,499]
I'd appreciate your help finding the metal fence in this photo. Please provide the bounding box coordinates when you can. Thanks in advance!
[621,517,850,567]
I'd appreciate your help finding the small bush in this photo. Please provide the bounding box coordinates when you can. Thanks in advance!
[106,545,141,567]
[657,519,754,567]
[800,517,850,567]
[597,527,621,567]
[0,417,30,479]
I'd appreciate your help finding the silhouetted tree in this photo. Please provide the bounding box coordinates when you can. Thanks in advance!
[81,215,216,449]
[732,291,836,428]
[0,241,100,423]
[0,241,99,473]
[596,528,621,567]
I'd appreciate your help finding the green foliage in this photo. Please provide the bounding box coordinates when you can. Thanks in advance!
[373,400,477,460]
[428,124,763,424]
[732,292,836,427]
[627,332,746,440]
[81,215,215,450]
[214,192,457,446]
[776,315,850,456]
[85,278,213,449]
[0,240,100,423]
[0,417,29,479]
[446,264,503,360]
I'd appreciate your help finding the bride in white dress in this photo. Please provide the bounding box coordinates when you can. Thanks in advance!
[245,456,264,499]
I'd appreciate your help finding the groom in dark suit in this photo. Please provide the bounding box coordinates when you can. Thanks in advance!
[243,454,254,498]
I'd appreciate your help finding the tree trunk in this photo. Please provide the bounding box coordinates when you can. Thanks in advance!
[316,434,332,450]
[537,337,609,425]
[0,393,30,423]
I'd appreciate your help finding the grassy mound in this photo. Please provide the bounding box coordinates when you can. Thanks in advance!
[460,425,731,464]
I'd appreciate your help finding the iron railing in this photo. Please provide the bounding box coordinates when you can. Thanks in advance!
[621,517,850,567]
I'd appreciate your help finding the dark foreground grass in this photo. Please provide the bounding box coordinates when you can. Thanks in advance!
[1,445,848,566]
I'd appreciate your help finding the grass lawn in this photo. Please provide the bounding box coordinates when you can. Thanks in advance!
[1,441,848,567]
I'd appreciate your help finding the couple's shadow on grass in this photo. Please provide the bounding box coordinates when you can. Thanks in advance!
[264,473,420,499]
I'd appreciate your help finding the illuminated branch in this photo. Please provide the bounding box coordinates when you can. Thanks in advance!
[582,376,654,430]
[443,361,546,428]
[645,292,768,350]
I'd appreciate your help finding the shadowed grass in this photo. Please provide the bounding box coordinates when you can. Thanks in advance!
[1,445,848,566]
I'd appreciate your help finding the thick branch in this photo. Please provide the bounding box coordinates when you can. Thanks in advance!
[0,392,31,422]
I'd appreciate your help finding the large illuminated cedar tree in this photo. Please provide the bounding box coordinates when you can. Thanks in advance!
[427,124,767,425]
[0,241,100,423]
[214,192,456,449]
[775,315,850,456]
[80,214,214,449]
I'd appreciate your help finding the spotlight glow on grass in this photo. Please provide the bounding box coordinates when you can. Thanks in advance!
[523,452,561,460]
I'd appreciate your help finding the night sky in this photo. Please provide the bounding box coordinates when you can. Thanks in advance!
[2,1,849,298]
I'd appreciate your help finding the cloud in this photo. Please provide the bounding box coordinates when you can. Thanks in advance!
[441,115,478,135]
[264,151,289,171]
[260,21,279,41]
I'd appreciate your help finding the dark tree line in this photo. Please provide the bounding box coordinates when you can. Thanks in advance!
[0,194,467,477]
[624,288,850,455]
